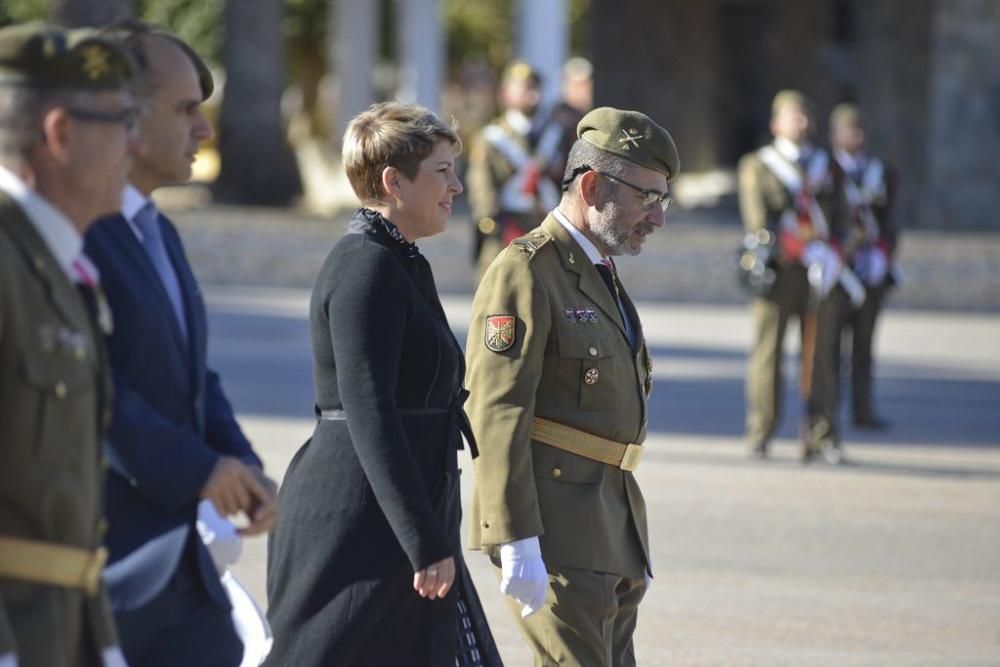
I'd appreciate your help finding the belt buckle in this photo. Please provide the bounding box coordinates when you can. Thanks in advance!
[82,547,108,596]
[620,443,643,471]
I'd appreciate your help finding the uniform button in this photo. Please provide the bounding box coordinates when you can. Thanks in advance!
[588,346,598,357]
[54,381,67,399]
[481,520,490,529]
[552,467,562,478]
[33,256,46,271]
[74,347,86,361]
[96,518,108,538]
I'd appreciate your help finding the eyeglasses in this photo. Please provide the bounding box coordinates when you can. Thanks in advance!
[595,171,672,212]
[65,106,140,136]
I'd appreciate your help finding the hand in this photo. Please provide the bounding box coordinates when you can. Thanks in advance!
[238,466,279,537]
[200,456,270,519]
[101,647,128,667]
[499,537,548,618]
[0,652,18,667]
[413,556,455,600]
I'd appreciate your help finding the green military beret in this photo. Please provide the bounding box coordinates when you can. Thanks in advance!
[501,59,541,86]
[577,106,680,181]
[0,22,135,91]
[830,102,864,129]
[771,89,811,117]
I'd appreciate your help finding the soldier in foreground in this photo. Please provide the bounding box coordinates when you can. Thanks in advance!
[466,107,678,666]
[0,22,138,666]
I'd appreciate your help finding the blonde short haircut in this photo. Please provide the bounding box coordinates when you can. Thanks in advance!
[342,102,461,205]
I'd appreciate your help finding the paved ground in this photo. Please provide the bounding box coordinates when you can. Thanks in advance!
[210,286,1000,666]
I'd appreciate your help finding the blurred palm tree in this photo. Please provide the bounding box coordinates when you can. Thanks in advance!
[214,0,301,206]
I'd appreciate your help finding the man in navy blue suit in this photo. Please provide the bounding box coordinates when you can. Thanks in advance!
[85,22,278,666]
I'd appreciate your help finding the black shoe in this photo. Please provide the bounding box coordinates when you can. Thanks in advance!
[750,440,769,459]
[800,445,819,464]
[853,415,891,431]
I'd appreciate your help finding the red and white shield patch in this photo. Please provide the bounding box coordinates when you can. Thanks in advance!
[485,315,516,352]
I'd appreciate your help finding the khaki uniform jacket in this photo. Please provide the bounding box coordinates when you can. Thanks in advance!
[0,194,116,664]
[465,213,652,579]
[737,147,849,254]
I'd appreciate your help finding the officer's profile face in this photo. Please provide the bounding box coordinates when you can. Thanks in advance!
[771,103,810,144]
[585,165,667,257]
[55,89,141,225]
[130,36,213,194]
[390,139,463,241]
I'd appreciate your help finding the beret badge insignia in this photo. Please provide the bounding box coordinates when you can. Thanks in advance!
[620,128,640,150]
[81,45,110,80]
[485,315,516,352]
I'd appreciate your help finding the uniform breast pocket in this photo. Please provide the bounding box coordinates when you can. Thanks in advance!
[552,330,620,411]
[20,351,97,465]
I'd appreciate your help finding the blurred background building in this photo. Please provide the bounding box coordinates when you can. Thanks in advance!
[3,0,996,228]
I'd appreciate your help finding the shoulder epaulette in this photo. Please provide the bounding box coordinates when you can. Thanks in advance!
[510,231,552,259]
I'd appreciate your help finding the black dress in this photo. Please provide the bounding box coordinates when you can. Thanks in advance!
[265,209,501,666]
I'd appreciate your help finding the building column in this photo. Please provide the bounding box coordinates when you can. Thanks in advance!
[923,0,1000,227]
[397,0,445,111]
[517,0,569,106]
[332,0,380,145]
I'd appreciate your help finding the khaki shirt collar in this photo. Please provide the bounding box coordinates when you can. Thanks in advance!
[552,207,604,265]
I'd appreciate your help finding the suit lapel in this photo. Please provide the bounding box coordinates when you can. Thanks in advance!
[540,215,628,338]
[103,213,191,365]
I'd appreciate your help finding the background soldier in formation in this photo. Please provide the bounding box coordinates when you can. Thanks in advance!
[467,61,565,282]
[829,103,898,431]
[0,22,137,666]
[738,90,853,463]
[466,107,678,666]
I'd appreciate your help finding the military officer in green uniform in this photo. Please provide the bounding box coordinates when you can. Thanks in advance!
[0,22,138,666]
[738,90,853,462]
[829,103,898,430]
[467,61,566,282]
[465,107,678,666]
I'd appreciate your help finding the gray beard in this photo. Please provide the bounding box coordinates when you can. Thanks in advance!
[590,201,639,256]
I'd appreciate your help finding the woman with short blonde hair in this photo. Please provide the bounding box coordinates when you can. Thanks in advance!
[265,102,500,666]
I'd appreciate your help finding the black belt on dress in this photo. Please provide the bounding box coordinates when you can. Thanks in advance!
[315,388,479,458]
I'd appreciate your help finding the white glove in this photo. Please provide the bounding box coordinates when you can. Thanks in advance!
[102,647,128,667]
[197,499,243,572]
[854,246,888,287]
[0,653,18,667]
[499,537,548,618]
[804,241,842,297]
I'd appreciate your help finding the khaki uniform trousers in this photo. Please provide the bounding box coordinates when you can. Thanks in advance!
[745,264,811,445]
[493,562,646,667]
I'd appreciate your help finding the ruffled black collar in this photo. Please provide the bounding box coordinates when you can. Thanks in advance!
[351,207,420,259]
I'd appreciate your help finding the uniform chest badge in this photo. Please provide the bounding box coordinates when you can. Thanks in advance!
[564,308,598,323]
[584,367,600,385]
[485,315,516,352]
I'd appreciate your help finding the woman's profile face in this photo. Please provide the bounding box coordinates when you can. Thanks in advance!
[394,139,463,240]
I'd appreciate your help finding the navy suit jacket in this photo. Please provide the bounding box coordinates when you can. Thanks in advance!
[84,210,261,612]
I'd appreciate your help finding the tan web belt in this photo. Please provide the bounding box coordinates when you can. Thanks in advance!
[530,417,643,472]
[0,536,107,596]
